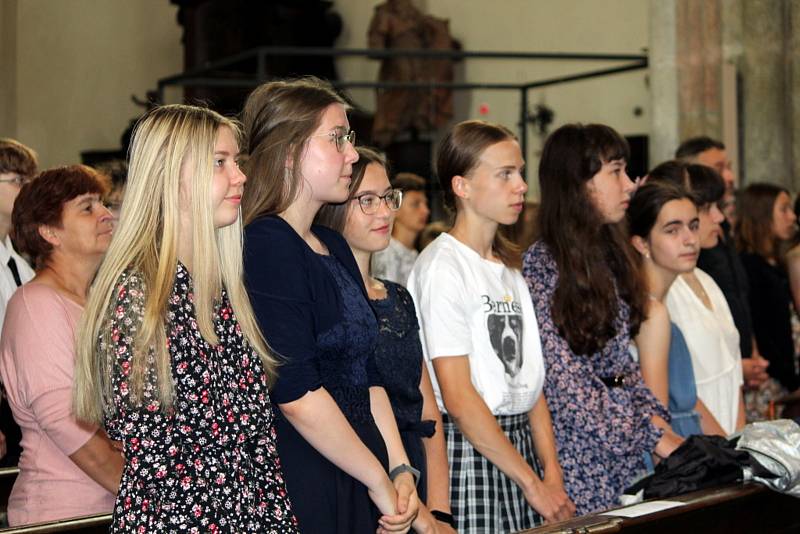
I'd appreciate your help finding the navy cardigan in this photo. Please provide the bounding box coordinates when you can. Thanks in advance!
[243,215,373,404]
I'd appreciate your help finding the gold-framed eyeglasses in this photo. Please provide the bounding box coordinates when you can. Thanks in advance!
[353,189,403,215]
[312,129,356,153]
[0,174,30,186]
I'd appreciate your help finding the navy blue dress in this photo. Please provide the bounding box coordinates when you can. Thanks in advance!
[244,215,388,534]
[370,280,435,503]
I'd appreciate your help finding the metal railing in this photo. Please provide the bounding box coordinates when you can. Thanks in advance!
[156,46,648,178]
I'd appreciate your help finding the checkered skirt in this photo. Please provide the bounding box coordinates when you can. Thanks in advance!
[443,412,544,533]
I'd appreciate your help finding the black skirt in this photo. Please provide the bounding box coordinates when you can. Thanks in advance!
[274,413,388,534]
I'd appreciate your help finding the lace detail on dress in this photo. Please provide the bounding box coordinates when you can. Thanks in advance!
[317,255,379,423]
[371,280,431,435]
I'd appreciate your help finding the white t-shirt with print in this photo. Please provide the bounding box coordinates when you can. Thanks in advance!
[407,233,545,415]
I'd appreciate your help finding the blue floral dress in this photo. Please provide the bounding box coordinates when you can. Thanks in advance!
[523,242,669,514]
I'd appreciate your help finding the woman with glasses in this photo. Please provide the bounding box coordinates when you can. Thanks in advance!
[408,120,574,532]
[316,147,456,534]
[242,77,418,534]
[0,165,120,525]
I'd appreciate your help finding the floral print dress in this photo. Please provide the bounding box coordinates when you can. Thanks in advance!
[103,264,297,533]
[523,242,669,514]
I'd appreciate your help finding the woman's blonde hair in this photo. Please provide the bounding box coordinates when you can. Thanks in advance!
[74,104,276,424]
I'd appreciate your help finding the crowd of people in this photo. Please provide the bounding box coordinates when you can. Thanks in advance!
[0,75,797,533]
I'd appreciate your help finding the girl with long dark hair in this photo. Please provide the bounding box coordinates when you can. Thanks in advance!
[736,183,800,418]
[627,178,726,437]
[523,123,683,514]
[655,163,746,434]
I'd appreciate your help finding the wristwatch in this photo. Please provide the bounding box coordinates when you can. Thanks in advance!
[430,510,455,527]
[388,463,420,486]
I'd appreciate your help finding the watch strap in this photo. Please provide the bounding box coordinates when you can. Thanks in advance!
[388,463,420,486]
[430,509,455,527]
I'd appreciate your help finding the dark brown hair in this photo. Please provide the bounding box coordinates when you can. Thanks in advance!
[392,172,426,192]
[628,180,695,239]
[735,182,789,260]
[0,138,38,177]
[675,136,725,160]
[12,165,110,268]
[538,123,646,355]
[241,76,348,225]
[437,120,521,267]
[314,146,388,233]
[647,160,724,207]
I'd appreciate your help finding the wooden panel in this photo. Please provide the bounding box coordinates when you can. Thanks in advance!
[519,483,799,534]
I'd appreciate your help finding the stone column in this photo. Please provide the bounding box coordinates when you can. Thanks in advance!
[650,0,681,165]
[741,0,791,186]
[650,0,724,164]
[720,0,743,181]
[676,0,723,141]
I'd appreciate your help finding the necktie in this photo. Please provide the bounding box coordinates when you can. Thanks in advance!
[7,257,22,287]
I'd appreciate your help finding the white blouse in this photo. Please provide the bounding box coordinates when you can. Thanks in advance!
[665,268,743,435]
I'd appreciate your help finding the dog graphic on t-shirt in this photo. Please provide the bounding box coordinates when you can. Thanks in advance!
[487,313,523,384]
[482,294,525,385]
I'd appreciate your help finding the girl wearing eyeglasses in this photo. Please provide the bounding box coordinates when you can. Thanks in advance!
[316,147,456,534]
[407,120,574,532]
[241,78,418,534]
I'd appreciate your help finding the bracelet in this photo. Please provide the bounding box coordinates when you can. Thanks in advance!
[430,510,455,527]
[388,463,420,486]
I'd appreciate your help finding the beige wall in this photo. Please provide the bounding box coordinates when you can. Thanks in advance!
[334,0,650,195]
[1,0,182,169]
[2,0,649,182]
[0,1,19,140]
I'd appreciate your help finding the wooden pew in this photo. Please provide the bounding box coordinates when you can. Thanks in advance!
[0,514,111,534]
[0,467,18,526]
[0,468,111,533]
[518,482,800,534]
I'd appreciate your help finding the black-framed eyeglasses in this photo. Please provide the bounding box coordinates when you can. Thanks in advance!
[353,189,403,215]
[312,129,356,153]
[0,174,29,186]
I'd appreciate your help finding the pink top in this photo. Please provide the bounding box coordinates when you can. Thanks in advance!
[0,283,114,525]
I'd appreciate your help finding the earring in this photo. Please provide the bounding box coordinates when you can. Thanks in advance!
[644,251,650,259]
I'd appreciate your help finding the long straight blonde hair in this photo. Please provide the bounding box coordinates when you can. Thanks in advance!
[74,104,276,424]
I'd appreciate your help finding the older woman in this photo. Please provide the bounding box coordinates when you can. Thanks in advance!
[0,165,122,525]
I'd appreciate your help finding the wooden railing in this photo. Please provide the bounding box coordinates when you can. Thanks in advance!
[518,482,799,534]
[0,467,18,526]
[0,479,793,532]
[0,514,111,534]
[0,469,111,533]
